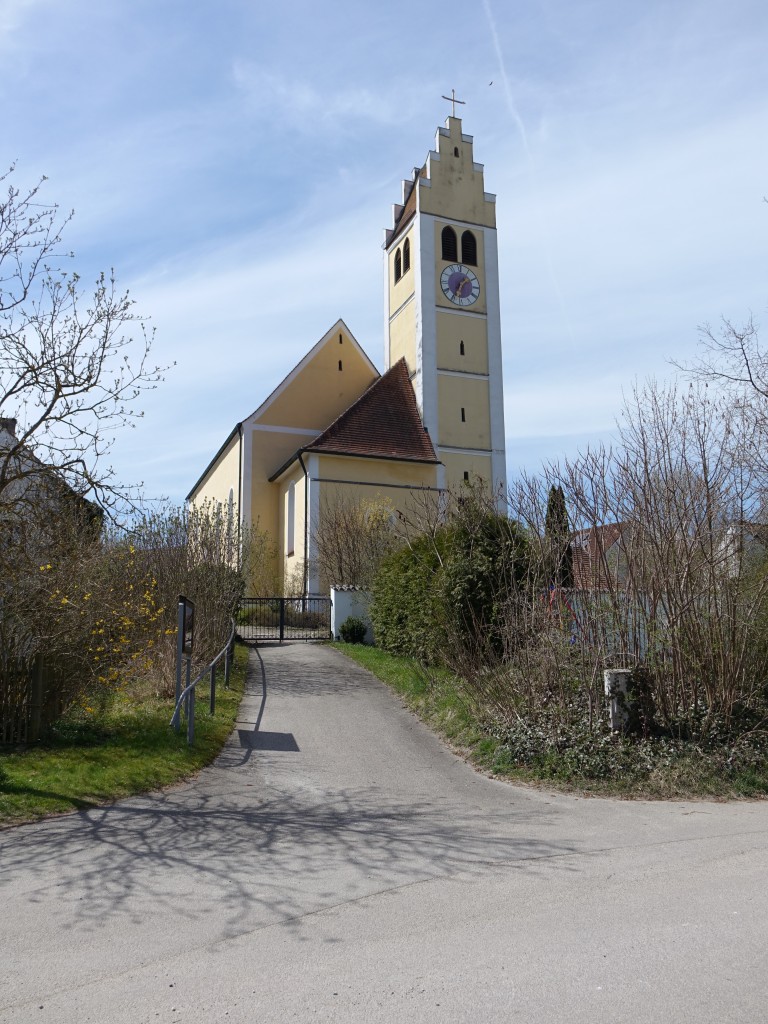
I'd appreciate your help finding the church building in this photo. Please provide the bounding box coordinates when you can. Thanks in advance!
[187,114,507,595]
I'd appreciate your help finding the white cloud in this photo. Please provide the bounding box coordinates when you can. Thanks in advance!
[230,62,433,134]
[0,0,47,45]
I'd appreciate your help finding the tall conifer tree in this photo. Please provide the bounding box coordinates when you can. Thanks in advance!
[544,485,574,587]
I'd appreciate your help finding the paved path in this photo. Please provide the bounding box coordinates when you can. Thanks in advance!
[1,643,767,1023]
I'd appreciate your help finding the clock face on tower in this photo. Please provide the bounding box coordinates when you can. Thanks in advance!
[440,263,480,307]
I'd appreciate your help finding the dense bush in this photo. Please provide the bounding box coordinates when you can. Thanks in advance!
[339,616,367,644]
[442,505,531,659]
[1,503,252,742]
[486,696,768,792]
[371,531,447,662]
[371,491,531,666]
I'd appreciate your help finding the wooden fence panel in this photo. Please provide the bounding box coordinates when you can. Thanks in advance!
[1,655,64,747]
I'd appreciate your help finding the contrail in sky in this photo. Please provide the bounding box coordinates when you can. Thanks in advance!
[482,0,533,164]
[482,0,576,348]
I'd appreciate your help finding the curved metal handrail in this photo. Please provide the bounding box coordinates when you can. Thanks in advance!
[170,617,236,741]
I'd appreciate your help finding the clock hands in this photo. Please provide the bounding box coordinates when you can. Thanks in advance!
[453,275,469,299]
[441,264,479,305]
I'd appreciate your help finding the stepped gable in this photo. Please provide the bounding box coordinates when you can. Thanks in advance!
[304,358,438,463]
[386,165,425,247]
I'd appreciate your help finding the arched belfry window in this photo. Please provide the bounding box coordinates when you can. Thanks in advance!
[394,247,402,283]
[441,225,458,262]
[461,230,477,266]
[403,237,411,274]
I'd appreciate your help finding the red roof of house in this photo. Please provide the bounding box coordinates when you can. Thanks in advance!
[571,523,627,590]
[303,358,438,464]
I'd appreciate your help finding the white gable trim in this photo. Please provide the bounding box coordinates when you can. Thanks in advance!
[242,319,379,428]
[251,424,322,436]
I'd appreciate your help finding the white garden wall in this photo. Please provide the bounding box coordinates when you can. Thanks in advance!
[330,586,374,644]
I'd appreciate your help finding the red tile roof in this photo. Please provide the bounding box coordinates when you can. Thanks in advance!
[304,358,438,463]
[571,523,627,590]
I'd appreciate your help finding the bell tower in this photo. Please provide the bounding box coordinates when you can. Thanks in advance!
[383,115,506,496]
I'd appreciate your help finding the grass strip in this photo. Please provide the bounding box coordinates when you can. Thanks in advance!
[333,643,768,799]
[0,643,249,827]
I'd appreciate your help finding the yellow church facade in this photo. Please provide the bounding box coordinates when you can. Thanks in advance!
[188,115,507,596]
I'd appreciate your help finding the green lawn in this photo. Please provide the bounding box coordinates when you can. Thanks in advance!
[0,643,248,827]
[333,643,768,799]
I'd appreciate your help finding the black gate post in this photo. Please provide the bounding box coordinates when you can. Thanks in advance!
[279,598,286,643]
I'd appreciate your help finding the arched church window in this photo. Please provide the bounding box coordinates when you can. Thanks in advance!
[461,230,477,266]
[441,226,457,262]
[394,247,402,282]
[403,237,410,274]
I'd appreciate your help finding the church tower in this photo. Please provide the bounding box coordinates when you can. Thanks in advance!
[384,115,507,496]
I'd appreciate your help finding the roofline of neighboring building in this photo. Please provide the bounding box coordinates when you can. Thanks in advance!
[185,422,242,502]
[269,447,440,484]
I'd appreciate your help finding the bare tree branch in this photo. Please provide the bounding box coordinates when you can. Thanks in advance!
[0,166,170,520]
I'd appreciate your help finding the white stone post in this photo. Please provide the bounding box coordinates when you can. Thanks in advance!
[603,669,633,732]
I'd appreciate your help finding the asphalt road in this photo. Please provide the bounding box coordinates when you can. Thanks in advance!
[1,643,767,1023]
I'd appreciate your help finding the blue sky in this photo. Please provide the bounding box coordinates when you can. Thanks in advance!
[2,0,767,505]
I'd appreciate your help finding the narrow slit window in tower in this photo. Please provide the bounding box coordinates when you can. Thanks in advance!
[460,340,465,356]
[403,237,410,274]
[461,230,477,266]
[338,360,343,371]
[454,146,459,157]
[463,471,469,482]
[461,407,466,422]
[441,225,458,262]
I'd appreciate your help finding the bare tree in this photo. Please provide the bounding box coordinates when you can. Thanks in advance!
[500,380,768,739]
[676,316,768,489]
[684,316,768,399]
[0,165,166,521]
[314,492,401,592]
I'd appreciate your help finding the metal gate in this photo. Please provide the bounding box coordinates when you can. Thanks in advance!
[237,597,332,642]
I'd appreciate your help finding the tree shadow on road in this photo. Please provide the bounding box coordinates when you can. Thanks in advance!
[0,642,578,952]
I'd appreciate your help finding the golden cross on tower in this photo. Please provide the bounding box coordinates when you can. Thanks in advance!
[441,89,466,118]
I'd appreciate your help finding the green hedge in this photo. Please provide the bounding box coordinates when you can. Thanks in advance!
[371,508,530,665]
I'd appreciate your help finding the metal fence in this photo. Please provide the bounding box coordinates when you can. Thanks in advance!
[237,597,332,642]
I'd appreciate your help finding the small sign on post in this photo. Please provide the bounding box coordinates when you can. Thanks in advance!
[181,596,195,654]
